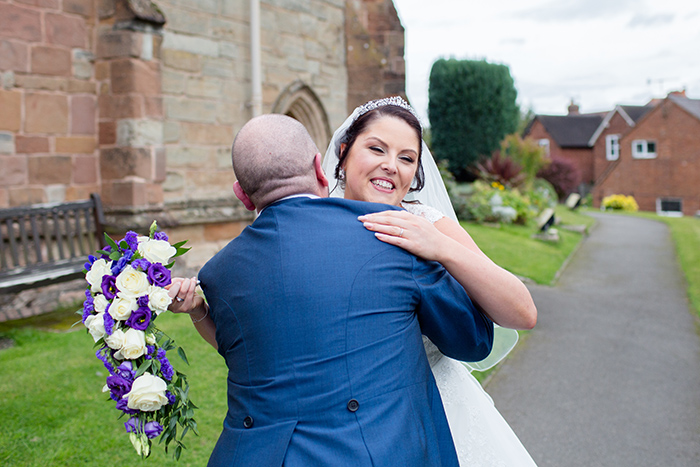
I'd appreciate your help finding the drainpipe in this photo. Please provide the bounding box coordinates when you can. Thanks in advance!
[250,0,262,117]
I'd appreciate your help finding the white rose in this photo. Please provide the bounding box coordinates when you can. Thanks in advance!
[148,286,172,315]
[86,259,112,293]
[115,328,146,360]
[145,333,156,345]
[138,239,176,265]
[94,294,109,313]
[124,372,169,412]
[104,328,126,350]
[115,265,150,299]
[109,296,137,320]
[84,312,106,342]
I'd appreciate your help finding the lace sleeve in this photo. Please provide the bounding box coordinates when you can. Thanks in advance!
[402,203,445,224]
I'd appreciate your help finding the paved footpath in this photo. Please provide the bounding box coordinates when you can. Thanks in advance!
[486,212,700,466]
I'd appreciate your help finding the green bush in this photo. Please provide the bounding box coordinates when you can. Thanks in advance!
[453,181,538,225]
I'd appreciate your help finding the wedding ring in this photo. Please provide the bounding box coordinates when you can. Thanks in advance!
[399,228,404,237]
[176,296,184,302]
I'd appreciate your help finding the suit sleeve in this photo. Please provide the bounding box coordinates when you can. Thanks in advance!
[413,258,494,362]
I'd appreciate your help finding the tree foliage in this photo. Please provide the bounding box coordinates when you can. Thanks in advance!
[428,58,520,180]
[499,134,549,191]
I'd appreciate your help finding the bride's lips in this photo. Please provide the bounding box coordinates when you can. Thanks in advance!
[370,177,395,192]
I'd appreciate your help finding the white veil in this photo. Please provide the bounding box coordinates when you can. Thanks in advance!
[322,97,518,372]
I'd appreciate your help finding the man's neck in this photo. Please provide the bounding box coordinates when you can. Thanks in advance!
[257,193,320,214]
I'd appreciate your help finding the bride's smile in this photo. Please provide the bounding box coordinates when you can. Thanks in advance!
[340,116,420,206]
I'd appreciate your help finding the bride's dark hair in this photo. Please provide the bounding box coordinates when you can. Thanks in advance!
[335,104,425,193]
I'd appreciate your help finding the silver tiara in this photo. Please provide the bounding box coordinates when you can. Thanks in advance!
[354,96,420,122]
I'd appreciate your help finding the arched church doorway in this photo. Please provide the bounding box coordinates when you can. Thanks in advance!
[273,81,331,154]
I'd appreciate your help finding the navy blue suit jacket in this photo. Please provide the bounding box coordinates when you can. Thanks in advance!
[199,197,493,466]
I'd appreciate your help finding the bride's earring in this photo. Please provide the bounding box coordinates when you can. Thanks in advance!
[338,168,346,181]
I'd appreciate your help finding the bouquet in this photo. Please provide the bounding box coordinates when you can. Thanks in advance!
[81,221,197,459]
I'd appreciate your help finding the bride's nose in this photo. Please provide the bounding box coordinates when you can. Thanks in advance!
[381,157,398,174]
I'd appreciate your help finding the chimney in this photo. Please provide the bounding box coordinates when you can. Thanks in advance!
[668,89,687,98]
[567,99,580,115]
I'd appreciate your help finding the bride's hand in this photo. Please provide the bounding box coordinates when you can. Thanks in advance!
[358,210,449,261]
[167,276,204,315]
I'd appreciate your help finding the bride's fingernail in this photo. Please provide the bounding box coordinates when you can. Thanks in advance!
[358,215,367,221]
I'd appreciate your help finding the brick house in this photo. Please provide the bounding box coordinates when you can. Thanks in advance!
[523,102,604,192]
[592,93,700,216]
[0,0,406,264]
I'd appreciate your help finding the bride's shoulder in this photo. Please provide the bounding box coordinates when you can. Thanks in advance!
[401,202,445,224]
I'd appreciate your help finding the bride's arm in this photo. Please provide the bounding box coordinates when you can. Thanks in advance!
[359,211,537,330]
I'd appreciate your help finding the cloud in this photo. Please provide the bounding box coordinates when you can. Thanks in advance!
[500,38,526,46]
[628,13,675,28]
[513,0,636,22]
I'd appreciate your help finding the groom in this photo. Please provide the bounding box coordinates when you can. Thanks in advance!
[181,114,493,466]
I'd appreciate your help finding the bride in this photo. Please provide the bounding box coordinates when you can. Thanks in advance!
[321,96,538,466]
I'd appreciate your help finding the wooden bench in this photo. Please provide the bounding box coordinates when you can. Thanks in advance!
[0,194,106,295]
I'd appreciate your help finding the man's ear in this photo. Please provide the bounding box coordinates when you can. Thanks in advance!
[233,181,256,211]
[313,153,329,189]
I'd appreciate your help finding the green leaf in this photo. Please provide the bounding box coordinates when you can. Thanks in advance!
[149,221,158,238]
[104,233,119,251]
[177,347,189,365]
[171,240,188,249]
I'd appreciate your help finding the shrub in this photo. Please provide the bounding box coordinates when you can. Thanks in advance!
[475,151,525,188]
[537,157,581,200]
[452,181,536,225]
[602,194,639,212]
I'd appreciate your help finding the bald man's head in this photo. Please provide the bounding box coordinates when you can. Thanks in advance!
[232,114,324,209]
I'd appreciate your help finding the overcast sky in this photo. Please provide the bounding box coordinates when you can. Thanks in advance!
[392,0,700,125]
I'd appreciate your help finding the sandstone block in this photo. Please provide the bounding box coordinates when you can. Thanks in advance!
[202,57,235,78]
[144,97,163,118]
[45,184,66,203]
[72,155,98,184]
[146,183,163,205]
[154,147,166,183]
[25,93,69,134]
[46,13,87,48]
[111,59,160,95]
[9,187,46,207]
[95,61,110,80]
[0,132,15,154]
[63,0,94,17]
[56,136,96,154]
[162,49,201,72]
[163,171,185,192]
[163,5,209,36]
[68,79,97,94]
[204,221,244,242]
[100,94,144,119]
[31,45,72,77]
[0,90,21,131]
[0,188,7,208]
[0,4,42,42]
[28,155,72,184]
[181,122,233,145]
[66,184,99,201]
[100,147,152,180]
[14,75,69,91]
[163,121,180,143]
[99,121,117,145]
[162,31,218,58]
[166,146,215,168]
[102,178,147,207]
[96,30,142,59]
[0,40,29,73]
[116,119,163,147]
[186,76,222,98]
[161,69,187,94]
[0,155,26,185]
[164,97,217,124]
[16,136,50,153]
[71,95,97,135]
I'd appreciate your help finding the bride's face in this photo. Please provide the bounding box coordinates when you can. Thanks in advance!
[340,116,420,206]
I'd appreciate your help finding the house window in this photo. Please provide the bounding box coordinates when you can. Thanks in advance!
[605,134,620,160]
[656,198,683,217]
[538,139,550,157]
[632,139,657,159]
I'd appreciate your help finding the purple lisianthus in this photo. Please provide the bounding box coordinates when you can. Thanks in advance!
[103,312,115,336]
[126,306,151,331]
[157,349,174,381]
[116,361,136,381]
[153,231,169,242]
[123,231,139,252]
[96,346,115,375]
[131,258,151,272]
[166,391,177,405]
[147,263,171,287]
[111,250,134,276]
[84,254,98,271]
[144,344,155,360]
[107,374,132,401]
[137,295,149,308]
[124,417,139,433]
[101,275,118,300]
[144,421,163,439]
[82,294,94,324]
[116,398,138,415]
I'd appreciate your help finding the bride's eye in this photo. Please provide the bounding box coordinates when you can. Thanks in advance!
[400,154,415,163]
[370,146,385,154]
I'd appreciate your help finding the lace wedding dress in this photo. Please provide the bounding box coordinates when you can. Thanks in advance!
[407,203,537,467]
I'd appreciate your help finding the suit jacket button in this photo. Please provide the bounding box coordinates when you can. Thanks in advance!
[347,399,359,412]
[243,416,254,428]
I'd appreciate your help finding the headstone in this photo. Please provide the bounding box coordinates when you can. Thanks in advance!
[536,208,555,232]
[565,193,581,210]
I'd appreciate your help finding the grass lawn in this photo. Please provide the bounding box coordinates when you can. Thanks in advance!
[0,205,595,465]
